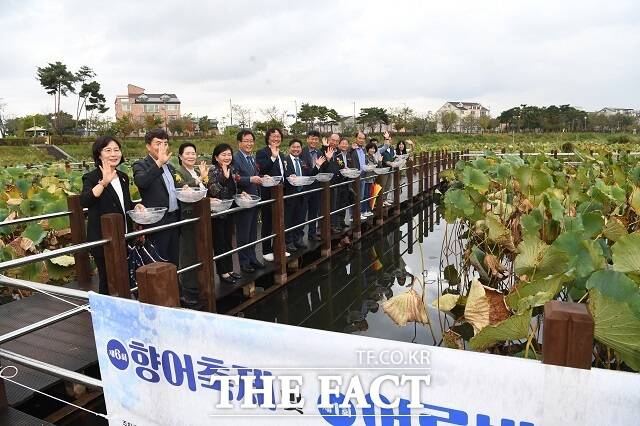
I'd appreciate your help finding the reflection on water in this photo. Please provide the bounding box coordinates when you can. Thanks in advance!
[241,200,448,346]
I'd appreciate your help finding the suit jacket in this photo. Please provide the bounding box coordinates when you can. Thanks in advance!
[283,154,314,195]
[233,150,260,196]
[132,155,180,224]
[349,146,366,171]
[80,168,134,258]
[175,165,204,189]
[255,146,287,199]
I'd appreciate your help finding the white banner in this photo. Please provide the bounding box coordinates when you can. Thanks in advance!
[89,293,639,425]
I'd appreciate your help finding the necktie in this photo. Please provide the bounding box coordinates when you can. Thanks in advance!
[247,155,255,173]
[310,150,317,165]
[161,164,178,212]
[294,158,301,176]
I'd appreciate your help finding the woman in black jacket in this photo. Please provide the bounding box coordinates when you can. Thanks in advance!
[80,136,142,294]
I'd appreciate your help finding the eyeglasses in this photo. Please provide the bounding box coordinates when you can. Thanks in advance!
[102,148,121,154]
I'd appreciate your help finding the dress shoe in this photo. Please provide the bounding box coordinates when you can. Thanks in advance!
[230,272,242,279]
[251,261,266,269]
[263,253,275,262]
[241,265,256,273]
[180,296,201,309]
[219,274,237,284]
[294,240,307,249]
[285,243,298,252]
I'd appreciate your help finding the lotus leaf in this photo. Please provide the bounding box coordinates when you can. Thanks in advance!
[612,233,640,274]
[469,310,532,351]
[589,289,640,371]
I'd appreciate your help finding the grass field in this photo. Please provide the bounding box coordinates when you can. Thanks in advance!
[1,132,638,166]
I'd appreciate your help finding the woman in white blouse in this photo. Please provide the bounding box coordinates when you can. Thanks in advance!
[80,136,142,294]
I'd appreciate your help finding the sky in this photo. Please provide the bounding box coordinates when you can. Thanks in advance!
[1,0,639,123]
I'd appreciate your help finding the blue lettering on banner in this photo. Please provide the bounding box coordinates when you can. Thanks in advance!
[317,393,534,426]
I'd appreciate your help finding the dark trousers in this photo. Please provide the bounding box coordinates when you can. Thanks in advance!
[261,203,273,255]
[235,207,258,268]
[213,215,233,274]
[331,187,348,228]
[303,189,321,236]
[285,194,305,244]
[146,211,180,266]
[94,255,108,295]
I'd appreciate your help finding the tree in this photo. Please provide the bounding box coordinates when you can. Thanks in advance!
[144,115,163,131]
[198,115,211,134]
[0,98,6,137]
[460,115,479,133]
[168,118,185,135]
[357,107,389,132]
[290,121,308,136]
[439,111,459,132]
[409,112,437,134]
[48,111,75,134]
[36,61,76,134]
[259,106,286,129]
[390,106,415,132]
[231,104,252,128]
[113,114,140,139]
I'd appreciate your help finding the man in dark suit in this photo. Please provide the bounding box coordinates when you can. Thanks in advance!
[132,128,180,266]
[233,129,265,273]
[300,130,324,241]
[328,136,356,233]
[283,138,326,252]
[255,128,289,262]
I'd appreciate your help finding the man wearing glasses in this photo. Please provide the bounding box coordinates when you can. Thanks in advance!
[132,128,180,266]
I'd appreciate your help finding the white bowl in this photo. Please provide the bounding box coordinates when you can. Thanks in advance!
[373,167,390,175]
[287,175,315,186]
[363,164,377,171]
[261,176,283,187]
[340,168,361,179]
[174,188,208,203]
[234,194,261,209]
[210,198,233,213]
[314,172,334,182]
[389,160,406,168]
[127,207,167,225]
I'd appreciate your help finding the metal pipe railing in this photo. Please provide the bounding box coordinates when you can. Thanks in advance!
[0,274,90,300]
[124,217,199,240]
[176,262,203,275]
[282,186,323,200]
[283,215,325,234]
[0,239,107,272]
[0,348,103,389]
[212,233,276,261]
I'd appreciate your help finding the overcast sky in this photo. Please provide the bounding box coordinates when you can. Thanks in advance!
[1,0,639,122]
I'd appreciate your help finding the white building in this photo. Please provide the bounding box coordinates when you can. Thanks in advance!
[596,107,637,117]
[436,101,489,132]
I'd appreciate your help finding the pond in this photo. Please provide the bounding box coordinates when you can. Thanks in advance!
[240,200,451,347]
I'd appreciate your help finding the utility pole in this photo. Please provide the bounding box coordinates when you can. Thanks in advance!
[353,101,356,129]
[229,99,233,126]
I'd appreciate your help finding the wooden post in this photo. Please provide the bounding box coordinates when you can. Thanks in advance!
[393,168,400,216]
[435,151,441,187]
[501,147,506,154]
[0,376,7,410]
[426,151,432,193]
[271,184,287,285]
[553,149,558,159]
[67,195,91,287]
[136,262,180,307]
[542,301,594,370]
[407,156,414,207]
[101,213,131,298]
[193,197,216,312]
[519,150,524,159]
[320,182,331,257]
[352,176,361,240]
[417,153,424,200]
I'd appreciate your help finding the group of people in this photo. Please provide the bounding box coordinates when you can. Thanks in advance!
[81,127,410,307]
